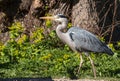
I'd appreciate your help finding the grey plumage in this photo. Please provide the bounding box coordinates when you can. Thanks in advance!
[68,27,114,55]
[40,14,114,78]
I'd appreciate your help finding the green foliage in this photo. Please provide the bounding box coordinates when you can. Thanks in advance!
[0,21,120,80]
[31,28,44,43]
[45,20,52,28]
[9,22,23,39]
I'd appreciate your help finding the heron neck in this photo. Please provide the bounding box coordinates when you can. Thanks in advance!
[56,22,68,42]
[56,22,68,31]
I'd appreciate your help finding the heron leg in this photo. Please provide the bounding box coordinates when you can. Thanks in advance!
[88,55,96,78]
[77,53,83,73]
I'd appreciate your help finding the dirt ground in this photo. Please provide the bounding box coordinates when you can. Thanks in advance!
[0,78,118,81]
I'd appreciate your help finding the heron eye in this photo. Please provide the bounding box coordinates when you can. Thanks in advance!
[54,15,59,19]
[57,16,60,19]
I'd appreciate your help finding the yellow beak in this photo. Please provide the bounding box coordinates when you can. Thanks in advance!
[40,16,54,20]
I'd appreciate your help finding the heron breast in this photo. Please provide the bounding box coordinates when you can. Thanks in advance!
[64,33,76,51]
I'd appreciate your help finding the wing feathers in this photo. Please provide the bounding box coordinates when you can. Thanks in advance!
[68,27,114,55]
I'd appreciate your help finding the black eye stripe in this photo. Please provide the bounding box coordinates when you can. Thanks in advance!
[58,14,67,18]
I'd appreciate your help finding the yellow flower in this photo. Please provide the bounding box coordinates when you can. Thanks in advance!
[108,43,113,48]
[46,20,52,28]
[57,58,63,62]
[68,23,72,28]
[0,42,5,51]
[17,34,27,44]
[39,54,52,61]
[47,54,52,58]
[31,28,44,43]
[63,54,70,59]
[14,50,19,56]
[118,42,120,46]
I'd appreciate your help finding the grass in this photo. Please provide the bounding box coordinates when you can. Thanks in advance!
[0,22,119,79]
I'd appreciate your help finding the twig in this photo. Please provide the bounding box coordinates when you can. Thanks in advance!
[99,4,113,36]
[108,0,117,43]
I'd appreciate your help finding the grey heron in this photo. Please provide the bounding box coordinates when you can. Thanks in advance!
[40,14,114,78]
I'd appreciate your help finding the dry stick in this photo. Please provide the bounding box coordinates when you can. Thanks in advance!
[99,1,114,23]
[101,23,120,37]
[98,0,110,16]
[99,4,112,36]
[101,20,120,36]
[115,21,120,25]
[61,3,69,14]
[108,0,117,44]
[99,14,107,36]
[101,27,111,37]
[51,0,61,12]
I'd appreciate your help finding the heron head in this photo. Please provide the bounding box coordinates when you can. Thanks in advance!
[40,14,68,23]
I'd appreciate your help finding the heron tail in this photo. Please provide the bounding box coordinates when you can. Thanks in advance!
[104,46,114,56]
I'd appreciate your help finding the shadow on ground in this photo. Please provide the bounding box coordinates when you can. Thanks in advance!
[0,78,53,81]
